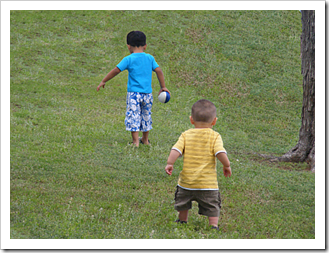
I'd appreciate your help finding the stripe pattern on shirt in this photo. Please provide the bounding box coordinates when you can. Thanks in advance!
[172,128,226,190]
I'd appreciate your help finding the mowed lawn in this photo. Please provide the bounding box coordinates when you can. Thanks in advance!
[10,10,314,240]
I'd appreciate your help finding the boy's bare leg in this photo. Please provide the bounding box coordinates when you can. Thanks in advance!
[131,131,139,147]
[141,131,150,145]
[208,216,219,227]
[178,210,189,222]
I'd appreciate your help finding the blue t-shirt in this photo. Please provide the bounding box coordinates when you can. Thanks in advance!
[116,52,159,94]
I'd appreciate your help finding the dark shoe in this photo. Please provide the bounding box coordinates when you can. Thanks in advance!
[211,226,219,231]
[175,219,187,224]
[139,137,150,145]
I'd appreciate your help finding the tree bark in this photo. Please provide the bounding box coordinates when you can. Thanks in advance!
[270,10,315,172]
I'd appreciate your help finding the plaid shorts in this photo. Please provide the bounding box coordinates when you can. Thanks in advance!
[125,92,153,132]
[174,186,222,217]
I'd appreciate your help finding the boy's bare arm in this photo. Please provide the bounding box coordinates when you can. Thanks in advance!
[216,152,232,177]
[154,67,170,95]
[97,67,121,91]
[165,149,181,176]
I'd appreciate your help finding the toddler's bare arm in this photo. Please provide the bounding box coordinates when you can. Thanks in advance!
[165,149,181,175]
[216,152,232,177]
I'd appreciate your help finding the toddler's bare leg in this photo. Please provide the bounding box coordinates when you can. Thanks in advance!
[178,210,189,222]
[208,216,219,227]
[131,131,139,147]
[141,131,150,145]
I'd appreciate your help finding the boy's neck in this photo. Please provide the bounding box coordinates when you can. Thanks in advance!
[132,48,144,53]
[129,45,145,54]
[193,122,213,129]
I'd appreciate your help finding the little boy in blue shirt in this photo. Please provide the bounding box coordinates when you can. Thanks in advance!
[97,31,170,147]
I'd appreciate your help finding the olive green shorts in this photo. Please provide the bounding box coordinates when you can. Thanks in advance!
[174,186,222,217]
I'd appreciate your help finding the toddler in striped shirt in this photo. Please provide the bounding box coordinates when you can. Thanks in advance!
[165,99,231,230]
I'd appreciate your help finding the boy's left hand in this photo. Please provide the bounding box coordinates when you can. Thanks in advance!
[165,164,173,176]
[97,81,106,91]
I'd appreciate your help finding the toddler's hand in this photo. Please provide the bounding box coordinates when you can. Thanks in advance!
[223,166,232,178]
[97,81,106,91]
[165,164,173,176]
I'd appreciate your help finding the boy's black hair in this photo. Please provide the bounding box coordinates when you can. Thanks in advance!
[127,31,146,47]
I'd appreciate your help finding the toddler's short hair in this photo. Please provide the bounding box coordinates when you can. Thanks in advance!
[127,31,146,47]
[191,99,217,123]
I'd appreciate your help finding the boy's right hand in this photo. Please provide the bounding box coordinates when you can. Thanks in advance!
[97,81,106,91]
[223,166,232,177]
[158,87,171,96]
[165,164,173,176]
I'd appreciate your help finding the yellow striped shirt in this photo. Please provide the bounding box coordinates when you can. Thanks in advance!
[172,128,226,190]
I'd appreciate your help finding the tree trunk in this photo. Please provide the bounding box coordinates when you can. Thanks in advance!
[271,10,315,172]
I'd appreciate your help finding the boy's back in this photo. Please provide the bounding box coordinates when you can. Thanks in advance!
[116,52,159,93]
[97,30,170,147]
[173,128,226,190]
[165,99,231,229]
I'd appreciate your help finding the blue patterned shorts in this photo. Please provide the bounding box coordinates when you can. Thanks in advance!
[125,92,153,132]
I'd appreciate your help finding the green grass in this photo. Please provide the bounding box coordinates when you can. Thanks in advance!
[10,10,314,239]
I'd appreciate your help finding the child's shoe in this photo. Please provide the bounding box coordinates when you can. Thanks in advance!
[139,137,151,145]
[211,226,219,231]
[174,219,187,224]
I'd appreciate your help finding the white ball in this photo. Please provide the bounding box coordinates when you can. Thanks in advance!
[158,91,170,103]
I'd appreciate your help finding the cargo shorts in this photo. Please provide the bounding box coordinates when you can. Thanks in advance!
[174,186,222,217]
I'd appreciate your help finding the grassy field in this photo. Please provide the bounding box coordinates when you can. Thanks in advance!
[10,10,315,240]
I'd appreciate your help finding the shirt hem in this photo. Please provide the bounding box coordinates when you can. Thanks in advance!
[127,90,152,94]
[215,150,227,156]
[177,184,219,191]
[172,147,182,155]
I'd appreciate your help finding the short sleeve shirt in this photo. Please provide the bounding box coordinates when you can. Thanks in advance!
[172,128,227,190]
[116,52,159,94]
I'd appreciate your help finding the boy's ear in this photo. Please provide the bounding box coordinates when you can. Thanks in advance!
[143,44,147,50]
[189,116,194,125]
[211,117,218,126]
